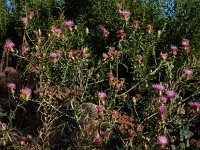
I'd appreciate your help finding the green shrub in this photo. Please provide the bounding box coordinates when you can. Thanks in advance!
[0,0,200,149]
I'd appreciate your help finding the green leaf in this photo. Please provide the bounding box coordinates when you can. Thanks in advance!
[180,129,194,140]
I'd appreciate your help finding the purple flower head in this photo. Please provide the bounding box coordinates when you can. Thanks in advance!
[94,136,103,145]
[165,90,176,99]
[98,24,105,31]
[160,96,168,103]
[117,30,126,39]
[64,20,74,28]
[106,72,115,81]
[116,84,122,90]
[96,105,105,116]
[98,92,107,101]
[1,123,7,131]
[116,3,122,12]
[135,55,143,63]
[146,24,153,34]
[49,53,59,62]
[188,101,200,109]
[81,47,88,54]
[20,87,32,100]
[4,40,15,49]
[170,45,178,55]
[54,28,62,35]
[103,29,110,37]
[21,17,28,24]
[28,11,34,19]
[120,10,131,21]
[21,46,29,55]
[7,83,16,92]
[184,69,193,78]
[157,106,167,118]
[152,84,165,92]
[102,52,109,60]
[181,39,190,47]
[157,135,169,147]
[133,20,140,30]
[98,24,110,37]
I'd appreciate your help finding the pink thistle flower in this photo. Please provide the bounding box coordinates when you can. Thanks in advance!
[109,109,120,120]
[152,84,165,92]
[20,136,28,142]
[35,52,44,59]
[54,28,62,36]
[103,29,110,37]
[128,129,136,139]
[160,96,168,103]
[1,123,7,131]
[21,46,29,55]
[7,83,16,92]
[98,24,105,31]
[113,50,122,58]
[170,45,178,55]
[102,52,109,60]
[117,30,126,39]
[120,10,131,21]
[49,53,59,62]
[116,3,122,12]
[184,45,192,54]
[135,55,143,63]
[133,20,140,30]
[4,40,15,50]
[146,24,153,34]
[96,105,105,116]
[101,130,109,138]
[81,47,88,53]
[98,92,107,101]
[188,101,200,109]
[157,106,167,118]
[181,39,190,47]
[106,72,115,81]
[157,135,169,147]
[184,69,193,78]
[116,84,122,90]
[165,90,176,99]
[20,87,32,100]
[28,11,34,19]
[64,20,74,28]
[31,65,41,73]
[98,24,110,37]
[21,17,28,24]
[94,136,104,145]
[81,48,90,59]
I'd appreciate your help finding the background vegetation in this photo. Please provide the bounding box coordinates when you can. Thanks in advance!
[0,0,199,149]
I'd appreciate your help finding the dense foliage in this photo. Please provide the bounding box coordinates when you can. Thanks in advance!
[0,0,200,149]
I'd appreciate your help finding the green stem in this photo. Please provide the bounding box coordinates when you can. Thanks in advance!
[120,61,164,95]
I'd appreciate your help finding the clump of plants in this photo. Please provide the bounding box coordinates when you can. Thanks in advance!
[0,1,200,150]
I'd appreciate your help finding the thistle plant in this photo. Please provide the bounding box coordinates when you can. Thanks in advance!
[0,0,200,149]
